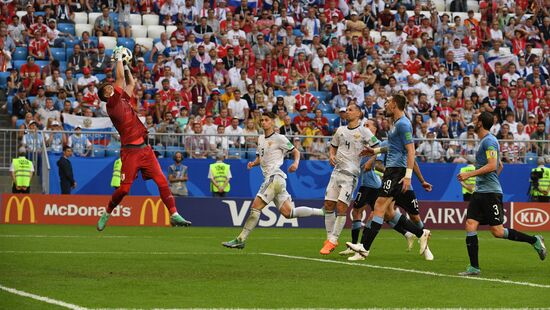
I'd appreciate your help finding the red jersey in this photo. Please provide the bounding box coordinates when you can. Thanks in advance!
[293,115,311,131]
[107,86,148,145]
[29,23,48,35]
[295,93,316,111]
[405,58,422,74]
[20,63,40,77]
[29,38,49,59]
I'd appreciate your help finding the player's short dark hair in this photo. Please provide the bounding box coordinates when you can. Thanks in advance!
[97,81,111,102]
[479,111,493,130]
[347,102,364,118]
[393,94,407,111]
[262,111,276,119]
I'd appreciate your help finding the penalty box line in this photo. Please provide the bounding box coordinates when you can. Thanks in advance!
[0,284,88,310]
[260,253,550,289]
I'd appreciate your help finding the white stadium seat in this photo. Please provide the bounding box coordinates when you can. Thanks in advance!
[381,31,396,43]
[434,0,446,12]
[453,12,469,21]
[370,31,381,43]
[142,14,160,26]
[74,12,88,24]
[134,37,154,50]
[147,25,166,39]
[75,23,93,37]
[88,12,102,25]
[531,48,543,58]
[16,11,26,19]
[99,36,117,49]
[131,25,148,38]
[166,25,177,36]
[467,1,479,11]
[130,14,142,26]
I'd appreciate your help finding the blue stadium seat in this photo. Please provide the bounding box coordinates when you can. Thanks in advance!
[51,48,66,62]
[13,60,26,69]
[95,73,106,81]
[525,152,538,165]
[246,148,257,160]
[58,23,75,36]
[58,61,67,73]
[34,11,45,16]
[288,112,297,121]
[93,146,106,157]
[292,29,303,37]
[228,148,242,159]
[105,147,120,157]
[274,90,285,97]
[110,12,119,25]
[165,146,184,159]
[13,47,28,60]
[144,50,156,62]
[90,36,99,47]
[318,102,333,114]
[117,37,135,51]
[35,60,50,69]
[153,145,166,157]
[104,49,113,58]
[7,95,13,114]
[65,38,79,48]
[15,119,24,128]
[66,48,73,60]
[0,71,10,87]
[311,91,332,102]
[325,113,338,127]
[145,62,154,71]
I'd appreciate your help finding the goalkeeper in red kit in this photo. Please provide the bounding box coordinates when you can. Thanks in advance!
[96,47,191,230]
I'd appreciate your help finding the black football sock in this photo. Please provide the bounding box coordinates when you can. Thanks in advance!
[396,214,423,238]
[351,220,362,244]
[361,216,383,251]
[505,228,537,244]
[466,232,479,269]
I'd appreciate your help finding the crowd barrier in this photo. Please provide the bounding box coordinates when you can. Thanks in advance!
[47,155,540,202]
[1,194,549,231]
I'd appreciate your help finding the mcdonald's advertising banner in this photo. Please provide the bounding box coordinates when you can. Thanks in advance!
[1,194,549,230]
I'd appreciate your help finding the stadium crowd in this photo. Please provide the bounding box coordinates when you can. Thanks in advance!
[2,0,550,163]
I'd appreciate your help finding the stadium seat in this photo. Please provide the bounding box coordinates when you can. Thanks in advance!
[246,148,257,160]
[16,11,26,19]
[311,91,332,102]
[525,152,538,165]
[105,147,120,157]
[99,36,117,49]
[66,48,73,60]
[434,0,446,12]
[531,48,543,58]
[7,95,13,114]
[95,73,106,81]
[14,60,26,70]
[74,12,88,24]
[467,1,479,11]
[89,36,99,46]
[104,49,113,58]
[147,25,165,39]
[34,11,45,16]
[318,103,333,114]
[129,14,142,26]
[370,31,381,43]
[142,14,160,26]
[65,37,79,48]
[13,46,28,60]
[88,12,102,25]
[92,146,106,158]
[35,60,50,69]
[58,23,75,36]
[0,71,10,87]
[166,25,177,35]
[381,31,396,43]
[109,12,119,25]
[75,23,94,37]
[165,146,185,158]
[135,37,154,50]
[15,119,24,129]
[153,145,166,157]
[117,37,135,50]
[59,61,67,73]
[227,148,242,159]
[132,25,148,38]
[51,48,66,61]
[453,12,469,21]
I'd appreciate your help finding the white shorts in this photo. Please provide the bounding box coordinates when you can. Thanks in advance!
[325,170,358,205]
[257,174,292,209]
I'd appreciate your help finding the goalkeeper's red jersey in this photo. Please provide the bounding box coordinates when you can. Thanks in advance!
[106,86,148,146]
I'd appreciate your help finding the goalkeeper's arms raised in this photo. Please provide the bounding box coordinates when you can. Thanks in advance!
[124,61,135,97]
[114,49,125,90]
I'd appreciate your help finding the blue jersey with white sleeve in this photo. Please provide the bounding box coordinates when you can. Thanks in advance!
[386,115,414,168]
[359,154,383,189]
[475,134,502,194]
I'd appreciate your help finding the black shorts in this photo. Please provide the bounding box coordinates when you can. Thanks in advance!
[467,192,504,226]
[379,167,406,198]
[353,186,379,210]
[395,190,419,215]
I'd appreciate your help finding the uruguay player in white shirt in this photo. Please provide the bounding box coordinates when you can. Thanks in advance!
[222,112,324,249]
[320,103,380,255]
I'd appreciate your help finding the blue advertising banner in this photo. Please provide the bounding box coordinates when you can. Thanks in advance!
[48,155,538,202]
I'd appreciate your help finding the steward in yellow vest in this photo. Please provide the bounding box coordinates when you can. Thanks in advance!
[209,153,232,197]
[11,151,34,193]
[111,158,122,189]
[530,158,550,203]
[459,163,476,201]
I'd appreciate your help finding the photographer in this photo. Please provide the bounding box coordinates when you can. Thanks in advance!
[530,158,550,202]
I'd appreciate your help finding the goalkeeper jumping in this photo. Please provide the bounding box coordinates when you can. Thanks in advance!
[96,46,192,230]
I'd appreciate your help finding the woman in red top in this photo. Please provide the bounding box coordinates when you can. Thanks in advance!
[511,29,527,55]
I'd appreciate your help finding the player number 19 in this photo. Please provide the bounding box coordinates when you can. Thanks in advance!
[383,180,392,191]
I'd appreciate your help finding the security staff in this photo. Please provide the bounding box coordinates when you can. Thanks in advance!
[10,151,34,193]
[459,159,476,201]
[111,158,122,189]
[57,146,76,194]
[208,152,232,197]
[530,158,550,202]
[168,151,189,196]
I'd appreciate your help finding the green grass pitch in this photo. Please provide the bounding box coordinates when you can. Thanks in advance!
[0,225,549,309]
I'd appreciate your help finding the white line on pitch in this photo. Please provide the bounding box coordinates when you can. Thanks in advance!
[260,253,550,289]
[0,284,88,310]
[0,250,252,255]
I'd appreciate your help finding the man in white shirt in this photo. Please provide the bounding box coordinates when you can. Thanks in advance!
[225,117,245,147]
[301,7,320,43]
[77,67,99,91]
[228,89,249,121]
[419,75,439,102]
[289,36,312,58]
[416,131,445,162]
[447,38,468,64]
[154,66,182,91]
[226,22,246,46]
[311,47,331,75]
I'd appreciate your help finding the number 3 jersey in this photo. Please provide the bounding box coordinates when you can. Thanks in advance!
[330,125,379,177]
[257,133,295,179]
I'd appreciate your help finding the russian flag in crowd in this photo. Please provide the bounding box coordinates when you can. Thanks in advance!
[227,0,257,9]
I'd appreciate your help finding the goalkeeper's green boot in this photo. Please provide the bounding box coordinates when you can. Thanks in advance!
[222,238,245,249]
[97,213,110,231]
[458,265,481,276]
[170,214,192,227]
[533,235,547,261]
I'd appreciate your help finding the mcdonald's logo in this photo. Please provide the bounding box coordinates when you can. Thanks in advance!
[4,195,35,223]
[139,198,169,226]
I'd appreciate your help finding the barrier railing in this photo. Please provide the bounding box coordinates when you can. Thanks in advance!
[1,128,549,171]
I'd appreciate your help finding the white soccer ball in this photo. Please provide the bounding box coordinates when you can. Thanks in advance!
[119,47,133,63]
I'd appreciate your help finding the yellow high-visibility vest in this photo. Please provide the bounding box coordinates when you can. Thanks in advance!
[12,156,33,187]
[210,162,230,192]
[460,164,476,194]
[531,167,550,197]
[111,158,122,188]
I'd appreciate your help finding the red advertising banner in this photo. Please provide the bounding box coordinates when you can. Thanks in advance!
[511,203,550,231]
[0,194,171,226]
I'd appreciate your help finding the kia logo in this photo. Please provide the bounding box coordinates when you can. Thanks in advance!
[515,208,550,227]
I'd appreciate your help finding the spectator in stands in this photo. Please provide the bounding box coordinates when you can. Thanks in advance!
[63,69,78,97]
[211,125,230,156]
[77,67,99,91]
[28,30,51,61]
[21,120,44,154]
[168,151,189,197]
[185,122,209,159]
[117,0,133,38]
[54,0,74,23]
[94,6,117,37]
[227,89,249,121]
[37,97,61,125]
[333,107,348,128]
[279,115,298,137]
[67,125,91,157]
[45,121,66,154]
[243,118,259,148]
[44,69,64,97]
[90,43,111,74]
[46,19,72,48]
[79,31,97,58]
[67,44,87,74]
[530,122,549,158]
[7,15,26,47]
[225,116,245,147]
[417,130,445,162]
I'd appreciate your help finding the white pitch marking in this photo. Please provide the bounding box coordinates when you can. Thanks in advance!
[260,253,550,289]
[0,250,252,255]
[0,284,88,310]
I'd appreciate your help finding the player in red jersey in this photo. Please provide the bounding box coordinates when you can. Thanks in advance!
[96,47,191,231]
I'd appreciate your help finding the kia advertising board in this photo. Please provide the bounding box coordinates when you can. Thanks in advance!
[511,203,550,231]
